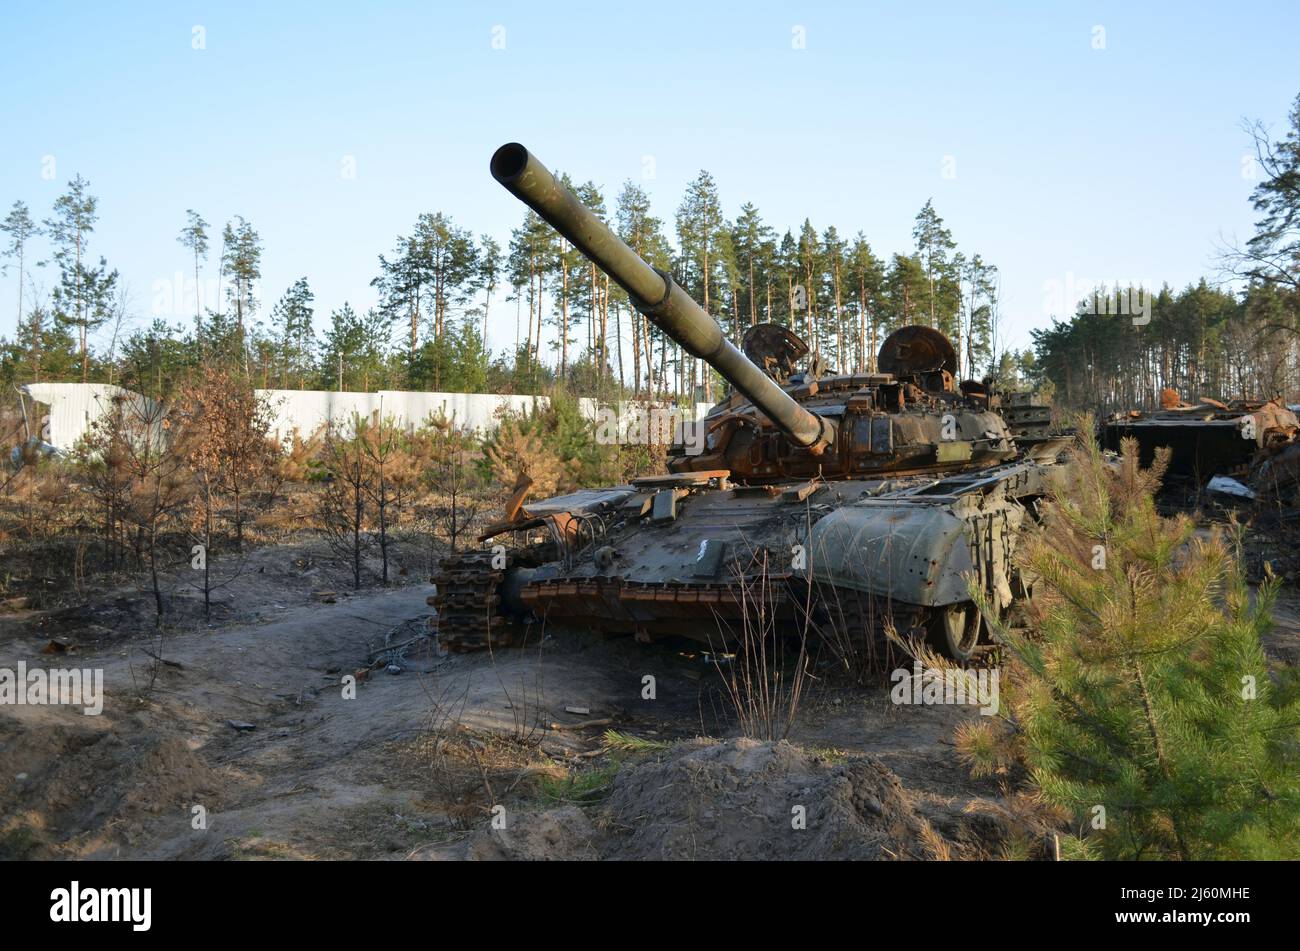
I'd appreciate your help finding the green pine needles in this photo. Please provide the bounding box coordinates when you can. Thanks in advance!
[964,421,1300,859]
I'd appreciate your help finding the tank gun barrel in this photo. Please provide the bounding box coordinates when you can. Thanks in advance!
[490,143,836,452]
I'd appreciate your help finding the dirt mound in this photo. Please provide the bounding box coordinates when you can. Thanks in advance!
[0,709,223,858]
[598,738,943,860]
[461,806,600,861]
[441,738,966,861]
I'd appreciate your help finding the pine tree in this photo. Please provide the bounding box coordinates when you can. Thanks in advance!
[316,417,373,590]
[484,414,564,499]
[506,209,558,389]
[372,213,480,388]
[172,367,277,616]
[912,199,960,337]
[45,175,116,381]
[570,182,608,383]
[961,254,998,378]
[319,302,364,391]
[774,230,798,329]
[544,174,583,384]
[822,225,846,369]
[425,413,483,553]
[615,181,670,396]
[1,304,79,385]
[417,212,479,363]
[795,219,821,350]
[51,256,118,383]
[676,170,727,400]
[219,216,262,370]
[846,234,885,371]
[883,253,926,329]
[176,209,209,335]
[477,233,501,355]
[1240,92,1300,296]
[269,277,315,388]
[357,307,393,391]
[359,415,422,585]
[373,230,428,359]
[1,200,40,332]
[962,425,1300,859]
[730,202,776,332]
[118,318,194,398]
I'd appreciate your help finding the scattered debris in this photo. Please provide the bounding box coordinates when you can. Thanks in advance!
[1207,475,1257,500]
[139,649,183,670]
[367,617,431,668]
[226,720,257,732]
[549,718,613,731]
[1254,441,1300,506]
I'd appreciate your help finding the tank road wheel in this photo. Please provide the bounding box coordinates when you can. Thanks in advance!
[927,602,982,662]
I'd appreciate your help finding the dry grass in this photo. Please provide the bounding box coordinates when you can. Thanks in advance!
[815,586,904,685]
[404,725,563,828]
[708,552,812,741]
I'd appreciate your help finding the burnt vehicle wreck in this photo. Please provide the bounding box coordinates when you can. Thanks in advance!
[433,143,1075,663]
[1103,390,1298,477]
[1102,390,1300,502]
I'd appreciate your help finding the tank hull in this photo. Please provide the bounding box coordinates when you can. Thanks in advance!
[436,460,1055,658]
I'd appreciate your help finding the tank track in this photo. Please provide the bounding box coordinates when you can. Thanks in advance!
[432,550,520,652]
[813,588,906,677]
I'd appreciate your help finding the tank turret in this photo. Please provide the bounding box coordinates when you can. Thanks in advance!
[491,143,1017,483]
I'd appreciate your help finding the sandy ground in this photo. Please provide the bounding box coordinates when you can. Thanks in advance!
[4,536,1297,861]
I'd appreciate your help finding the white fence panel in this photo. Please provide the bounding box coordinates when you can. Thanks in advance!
[20,383,159,451]
[17,384,720,452]
[374,391,549,434]
[257,390,382,442]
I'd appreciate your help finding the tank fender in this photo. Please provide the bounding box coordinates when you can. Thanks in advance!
[801,494,1024,608]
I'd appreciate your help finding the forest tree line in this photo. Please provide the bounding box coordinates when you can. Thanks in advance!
[0,165,1009,403]
[3,92,1296,411]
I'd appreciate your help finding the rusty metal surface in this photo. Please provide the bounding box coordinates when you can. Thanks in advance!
[1254,441,1300,504]
[1103,398,1299,478]
[671,370,1020,482]
[807,489,1024,610]
[432,550,521,652]
[436,456,1061,654]
[876,326,958,377]
[742,323,808,384]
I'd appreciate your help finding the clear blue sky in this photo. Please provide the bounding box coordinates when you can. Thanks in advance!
[2,1,1297,360]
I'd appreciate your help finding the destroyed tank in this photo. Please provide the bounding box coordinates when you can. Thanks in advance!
[433,144,1073,662]
[1103,393,1299,482]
